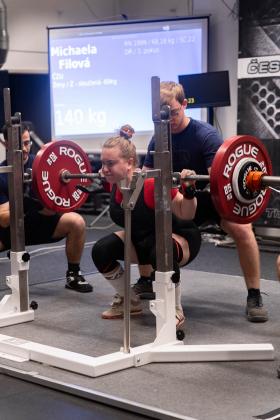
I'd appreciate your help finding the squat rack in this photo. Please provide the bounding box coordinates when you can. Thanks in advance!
[0,81,273,378]
[0,88,34,327]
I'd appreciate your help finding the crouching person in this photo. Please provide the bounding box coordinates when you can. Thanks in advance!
[91,135,201,326]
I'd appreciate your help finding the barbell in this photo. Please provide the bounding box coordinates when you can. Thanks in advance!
[31,135,279,224]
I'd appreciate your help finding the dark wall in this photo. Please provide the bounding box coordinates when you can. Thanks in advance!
[9,73,51,141]
[256,139,280,227]
[238,1,280,228]
[0,70,10,129]
[0,72,51,142]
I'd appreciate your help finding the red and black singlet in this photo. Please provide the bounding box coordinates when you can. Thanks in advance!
[109,178,177,243]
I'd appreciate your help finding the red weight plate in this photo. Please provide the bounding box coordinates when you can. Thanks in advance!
[210,135,272,224]
[32,140,92,212]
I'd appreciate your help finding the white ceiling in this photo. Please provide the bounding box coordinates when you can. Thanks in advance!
[3,0,193,72]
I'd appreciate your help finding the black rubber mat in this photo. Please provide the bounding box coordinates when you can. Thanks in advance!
[0,374,155,420]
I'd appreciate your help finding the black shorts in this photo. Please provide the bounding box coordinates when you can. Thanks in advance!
[194,190,221,226]
[133,218,201,266]
[172,218,201,264]
[0,210,63,251]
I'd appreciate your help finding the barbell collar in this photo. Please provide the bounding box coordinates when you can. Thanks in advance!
[246,171,280,192]
[23,169,32,183]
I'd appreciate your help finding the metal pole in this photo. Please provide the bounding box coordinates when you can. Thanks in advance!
[174,173,210,183]
[176,174,280,189]
[61,172,101,180]
[120,174,146,353]
[4,89,24,251]
[261,176,280,188]
[4,88,29,312]
[121,186,132,354]
[152,76,173,272]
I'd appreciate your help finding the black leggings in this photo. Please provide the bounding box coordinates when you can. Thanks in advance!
[92,224,201,275]
[0,210,63,251]
[194,190,221,226]
[92,233,124,273]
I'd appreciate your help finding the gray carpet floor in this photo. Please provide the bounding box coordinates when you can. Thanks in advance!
[1,218,279,289]
[0,266,280,420]
[0,216,280,420]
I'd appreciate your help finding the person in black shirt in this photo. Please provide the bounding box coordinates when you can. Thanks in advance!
[0,122,92,293]
[138,81,268,323]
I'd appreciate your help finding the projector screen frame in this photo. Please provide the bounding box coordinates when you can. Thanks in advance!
[48,16,209,154]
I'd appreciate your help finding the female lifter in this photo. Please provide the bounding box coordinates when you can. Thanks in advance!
[91,135,201,327]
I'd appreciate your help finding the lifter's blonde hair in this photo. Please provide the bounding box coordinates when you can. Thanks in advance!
[160,81,186,106]
[102,136,137,167]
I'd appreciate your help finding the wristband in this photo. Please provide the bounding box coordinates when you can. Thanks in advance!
[180,184,196,200]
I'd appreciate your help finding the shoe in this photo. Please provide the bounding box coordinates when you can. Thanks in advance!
[102,294,142,319]
[176,306,186,329]
[65,271,93,293]
[132,276,155,300]
[246,292,268,322]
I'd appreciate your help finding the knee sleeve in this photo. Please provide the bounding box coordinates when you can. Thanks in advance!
[91,233,124,273]
[172,239,182,283]
[177,224,201,264]
[173,239,184,264]
[172,217,201,264]
[133,235,155,265]
[149,238,182,283]
[194,190,221,226]
[0,226,11,250]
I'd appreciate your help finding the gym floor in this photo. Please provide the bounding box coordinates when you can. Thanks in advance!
[0,214,280,420]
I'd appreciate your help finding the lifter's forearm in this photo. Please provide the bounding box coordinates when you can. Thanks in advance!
[0,203,10,228]
[173,195,197,221]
